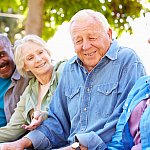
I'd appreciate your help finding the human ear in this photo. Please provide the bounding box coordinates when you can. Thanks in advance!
[107,28,113,43]
[24,64,30,71]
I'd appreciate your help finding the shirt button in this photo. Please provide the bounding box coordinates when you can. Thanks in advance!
[146,94,149,98]
[125,103,128,107]
[84,108,87,111]
[128,109,131,113]
[106,90,109,95]
[87,88,90,92]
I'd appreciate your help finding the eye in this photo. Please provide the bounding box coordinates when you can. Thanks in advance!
[76,40,81,44]
[26,56,34,61]
[38,50,44,54]
[89,37,97,40]
[0,53,4,57]
[0,52,7,58]
[74,39,82,45]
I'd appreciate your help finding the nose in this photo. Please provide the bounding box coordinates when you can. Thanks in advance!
[35,55,42,62]
[82,40,91,50]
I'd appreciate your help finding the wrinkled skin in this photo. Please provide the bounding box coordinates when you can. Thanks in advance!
[22,110,43,130]
[0,138,32,150]
[0,45,15,78]
[70,16,112,72]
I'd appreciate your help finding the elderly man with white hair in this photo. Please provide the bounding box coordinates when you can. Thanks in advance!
[0,9,146,150]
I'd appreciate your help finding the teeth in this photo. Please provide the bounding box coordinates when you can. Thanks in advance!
[0,66,7,70]
[86,51,96,56]
[36,63,45,68]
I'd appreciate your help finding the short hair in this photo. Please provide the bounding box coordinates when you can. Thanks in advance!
[14,34,51,78]
[0,34,14,59]
[69,9,110,32]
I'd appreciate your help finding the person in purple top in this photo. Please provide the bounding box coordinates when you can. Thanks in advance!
[108,38,150,150]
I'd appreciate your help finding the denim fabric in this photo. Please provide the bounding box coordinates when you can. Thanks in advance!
[26,40,146,150]
[0,61,65,142]
[108,76,150,150]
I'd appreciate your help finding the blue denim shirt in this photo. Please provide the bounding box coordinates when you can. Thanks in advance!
[108,76,150,150]
[26,40,146,150]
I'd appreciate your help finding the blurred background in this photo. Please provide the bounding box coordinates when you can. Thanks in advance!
[0,0,150,72]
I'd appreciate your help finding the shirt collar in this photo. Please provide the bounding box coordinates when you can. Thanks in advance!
[105,39,119,60]
[69,56,78,65]
[11,68,22,81]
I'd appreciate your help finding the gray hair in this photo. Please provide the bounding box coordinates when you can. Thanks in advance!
[14,34,51,78]
[69,9,110,32]
[0,34,14,59]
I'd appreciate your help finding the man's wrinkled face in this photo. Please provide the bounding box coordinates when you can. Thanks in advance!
[71,17,112,72]
[0,45,15,78]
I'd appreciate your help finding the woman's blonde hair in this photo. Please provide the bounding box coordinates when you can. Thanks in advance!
[14,34,51,78]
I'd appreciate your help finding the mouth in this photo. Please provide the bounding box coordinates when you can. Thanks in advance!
[84,51,96,56]
[36,62,46,68]
[0,65,10,75]
[0,62,9,71]
[0,66,7,70]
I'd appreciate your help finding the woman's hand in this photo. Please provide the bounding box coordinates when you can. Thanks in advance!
[22,110,43,130]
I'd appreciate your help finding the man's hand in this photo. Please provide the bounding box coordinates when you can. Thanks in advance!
[0,137,33,150]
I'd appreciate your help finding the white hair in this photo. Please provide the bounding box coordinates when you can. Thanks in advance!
[69,9,110,31]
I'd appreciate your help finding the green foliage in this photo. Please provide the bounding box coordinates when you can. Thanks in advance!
[0,0,27,43]
[43,0,144,38]
[0,0,149,43]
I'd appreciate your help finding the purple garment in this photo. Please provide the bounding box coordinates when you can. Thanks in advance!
[129,99,147,150]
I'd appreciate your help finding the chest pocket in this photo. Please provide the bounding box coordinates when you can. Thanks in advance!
[65,87,81,119]
[97,82,118,95]
[96,82,118,118]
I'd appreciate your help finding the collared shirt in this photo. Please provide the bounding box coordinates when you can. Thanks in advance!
[4,69,29,122]
[26,40,146,150]
[108,76,150,150]
[0,61,66,142]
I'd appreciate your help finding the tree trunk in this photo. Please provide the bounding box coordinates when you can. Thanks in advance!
[25,0,45,37]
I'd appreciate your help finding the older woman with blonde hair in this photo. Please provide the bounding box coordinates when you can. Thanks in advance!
[0,34,66,142]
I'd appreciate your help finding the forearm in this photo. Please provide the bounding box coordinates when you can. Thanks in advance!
[0,137,33,150]
[19,137,33,149]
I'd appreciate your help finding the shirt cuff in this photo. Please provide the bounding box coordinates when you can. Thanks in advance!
[75,131,107,150]
[25,129,52,150]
